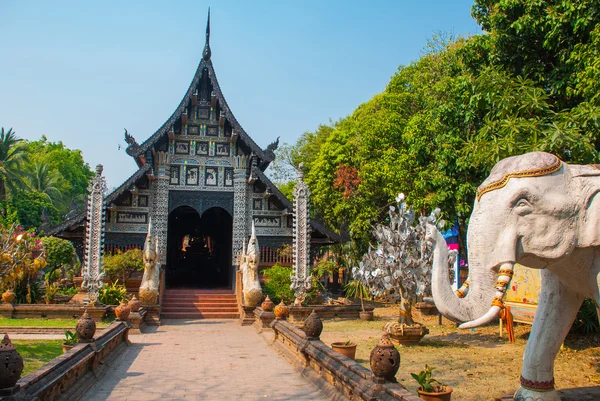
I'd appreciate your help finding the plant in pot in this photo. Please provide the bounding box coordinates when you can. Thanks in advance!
[62,330,78,353]
[344,279,372,320]
[411,365,452,401]
[331,339,357,360]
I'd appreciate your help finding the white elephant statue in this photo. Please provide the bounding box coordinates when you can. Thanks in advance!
[429,151,600,401]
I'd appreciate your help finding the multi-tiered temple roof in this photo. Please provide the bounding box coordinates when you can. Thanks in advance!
[49,11,343,245]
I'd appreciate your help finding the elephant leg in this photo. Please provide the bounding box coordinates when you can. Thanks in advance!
[515,269,583,401]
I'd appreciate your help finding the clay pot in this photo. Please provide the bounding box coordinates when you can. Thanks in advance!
[0,334,23,389]
[61,344,74,354]
[417,387,453,401]
[261,295,274,312]
[128,295,141,312]
[115,301,131,321]
[331,342,357,360]
[76,309,96,343]
[274,300,289,320]
[2,289,15,304]
[370,332,400,383]
[359,311,374,321]
[303,310,323,340]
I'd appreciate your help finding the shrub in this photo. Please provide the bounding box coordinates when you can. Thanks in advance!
[13,275,41,304]
[262,264,295,304]
[56,286,78,297]
[98,281,127,306]
[103,249,143,283]
[0,224,46,290]
[570,298,600,335]
[45,283,59,302]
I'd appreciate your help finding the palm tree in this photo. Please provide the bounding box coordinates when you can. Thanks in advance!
[0,128,28,201]
[25,161,62,203]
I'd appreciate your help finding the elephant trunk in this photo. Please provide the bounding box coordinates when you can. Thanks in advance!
[430,225,499,325]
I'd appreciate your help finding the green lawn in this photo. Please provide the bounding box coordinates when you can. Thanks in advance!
[12,340,63,376]
[0,318,113,328]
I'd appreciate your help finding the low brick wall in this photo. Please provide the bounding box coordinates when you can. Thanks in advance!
[288,304,374,325]
[1,321,130,401]
[0,304,107,321]
[270,320,420,401]
[0,327,107,335]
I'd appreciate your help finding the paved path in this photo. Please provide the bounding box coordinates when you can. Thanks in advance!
[81,320,328,401]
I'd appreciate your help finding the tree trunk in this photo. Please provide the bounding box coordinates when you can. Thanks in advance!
[0,178,6,203]
[398,295,415,326]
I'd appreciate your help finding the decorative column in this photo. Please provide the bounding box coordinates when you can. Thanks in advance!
[151,151,170,266]
[81,164,107,305]
[232,155,249,264]
[290,163,312,305]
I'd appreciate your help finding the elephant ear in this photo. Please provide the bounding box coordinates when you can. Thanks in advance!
[571,165,600,248]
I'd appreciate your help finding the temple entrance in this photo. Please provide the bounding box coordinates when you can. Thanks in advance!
[166,206,232,288]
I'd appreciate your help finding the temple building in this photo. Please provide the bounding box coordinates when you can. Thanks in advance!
[48,12,342,290]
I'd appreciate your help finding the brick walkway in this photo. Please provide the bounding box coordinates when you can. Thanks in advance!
[80,320,328,401]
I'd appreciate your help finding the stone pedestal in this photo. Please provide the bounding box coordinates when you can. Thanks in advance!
[253,308,275,333]
[239,305,255,326]
[128,309,147,334]
[142,305,161,326]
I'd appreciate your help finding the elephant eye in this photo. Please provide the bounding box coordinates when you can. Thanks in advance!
[517,200,528,207]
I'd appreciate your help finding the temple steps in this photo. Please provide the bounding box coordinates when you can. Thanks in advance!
[161,289,239,319]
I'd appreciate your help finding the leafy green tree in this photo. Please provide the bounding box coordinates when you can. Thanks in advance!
[0,128,27,201]
[25,161,62,203]
[23,137,93,215]
[12,191,61,230]
[41,237,77,275]
[103,248,144,284]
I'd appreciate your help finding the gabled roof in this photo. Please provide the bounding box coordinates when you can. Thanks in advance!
[126,11,276,169]
[45,163,152,237]
[252,166,347,244]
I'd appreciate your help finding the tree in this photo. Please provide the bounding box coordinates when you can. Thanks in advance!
[0,224,46,290]
[25,161,62,203]
[0,128,27,202]
[12,191,61,230]
[40,236,77,280]
[22,137,93,215]
[354,196,454,326]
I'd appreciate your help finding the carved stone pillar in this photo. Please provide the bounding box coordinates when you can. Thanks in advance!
[232,155,248,265]
[82,164,107,305]
[291,163,312,305]
[151,151,170,266]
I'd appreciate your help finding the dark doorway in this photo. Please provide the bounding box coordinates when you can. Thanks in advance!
[166,206,232,288]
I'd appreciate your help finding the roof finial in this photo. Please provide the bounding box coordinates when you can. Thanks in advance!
[203,8,211,61]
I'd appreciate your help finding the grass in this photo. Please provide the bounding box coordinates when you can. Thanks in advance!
[12,340,63,376]
[0,317,113,328]
[321,306,600,401]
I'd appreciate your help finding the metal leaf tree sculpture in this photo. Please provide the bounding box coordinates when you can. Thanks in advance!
[354,194,454,326]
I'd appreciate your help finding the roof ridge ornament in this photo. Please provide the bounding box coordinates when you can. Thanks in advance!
[203,8,211,61]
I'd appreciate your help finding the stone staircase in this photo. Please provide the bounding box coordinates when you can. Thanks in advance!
[161,289,239,319]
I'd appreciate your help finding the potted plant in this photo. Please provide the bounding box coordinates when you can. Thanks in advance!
[331,340,357,360]
[62,330,78,353]
[344,279,372,320]
[45,283,58,304]
[411,365,453,401]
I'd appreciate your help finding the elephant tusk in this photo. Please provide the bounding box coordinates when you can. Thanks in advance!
[455,278,470,298]
[458,263,515,329]
[459,305,502,328]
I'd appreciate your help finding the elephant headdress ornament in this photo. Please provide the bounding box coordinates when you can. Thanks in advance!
[429,151,600,401]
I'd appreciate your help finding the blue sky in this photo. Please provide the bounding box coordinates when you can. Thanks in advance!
[0,1,481,188]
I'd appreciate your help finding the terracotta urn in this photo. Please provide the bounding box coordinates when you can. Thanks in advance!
[274,300,289,320]
[0,334,23,389]
[115,301,131,321]
[303,310,323,340]
[2,289,15,304]
[128,295,141,312]
[75,309,96,343]
[261,295,275,312]
[370,332,400,383]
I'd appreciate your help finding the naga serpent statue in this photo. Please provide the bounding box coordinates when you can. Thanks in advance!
[242,222,262,307]
[139,217,160,305]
